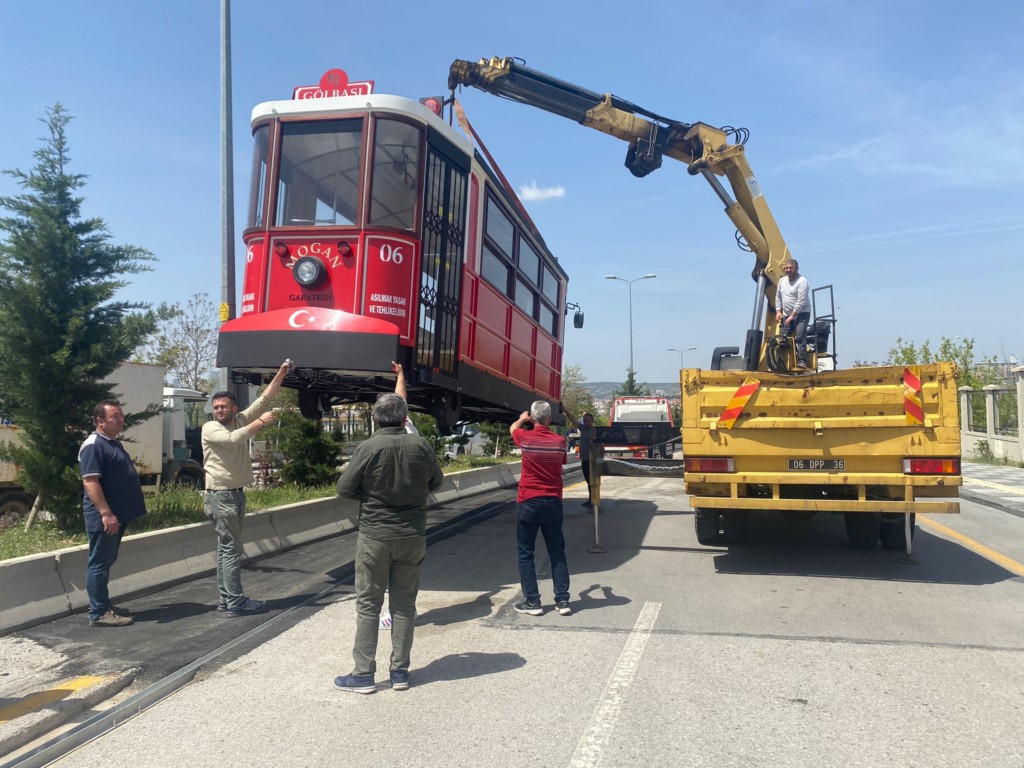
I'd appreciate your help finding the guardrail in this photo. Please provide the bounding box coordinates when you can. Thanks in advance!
[0,459,579,636]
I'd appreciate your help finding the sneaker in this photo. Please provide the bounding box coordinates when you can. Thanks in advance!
[582,500,593,508]
[333,673,377,694]
[111,606,132,617]
[380,610,392,629]
[555,600,573,616]
[513,600,543,616]
[390,670,410,691]
[225,598,268,617]
[90,610,133,627]
[216,601,228,612]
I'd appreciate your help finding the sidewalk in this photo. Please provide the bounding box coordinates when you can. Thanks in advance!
[961,460,1024,517]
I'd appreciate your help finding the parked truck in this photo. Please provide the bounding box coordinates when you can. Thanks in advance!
[604,396,676,459]
[0,363,207,517]
[449,56,961,549]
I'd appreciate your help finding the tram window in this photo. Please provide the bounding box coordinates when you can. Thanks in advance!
[519,240,540,286]
[481,245,511,295]
[485,199,514,259]
[275,119,362,227]
[515,277,536,317]
[541,266,560,305]
[539,304,558,338]
[248,125,269,228]
[369,119,421,230]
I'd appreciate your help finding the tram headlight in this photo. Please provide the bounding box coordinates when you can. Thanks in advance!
[293,256,327,289]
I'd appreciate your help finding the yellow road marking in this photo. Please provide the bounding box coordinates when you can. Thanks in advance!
[0,675,108,723]
[919,515,1024,577]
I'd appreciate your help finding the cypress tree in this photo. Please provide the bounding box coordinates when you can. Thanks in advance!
[0,104,157,527]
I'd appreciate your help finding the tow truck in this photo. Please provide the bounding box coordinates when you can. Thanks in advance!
[449,57,961,550]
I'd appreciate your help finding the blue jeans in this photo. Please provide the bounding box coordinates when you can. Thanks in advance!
[516,497,570,604]
[781,311,811,366]
[87,528,126,620]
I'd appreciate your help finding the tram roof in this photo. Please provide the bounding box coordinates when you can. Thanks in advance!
[250,95,473,154]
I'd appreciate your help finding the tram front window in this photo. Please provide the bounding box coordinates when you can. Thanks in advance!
[275,119,362,227]
[369,118,421,230]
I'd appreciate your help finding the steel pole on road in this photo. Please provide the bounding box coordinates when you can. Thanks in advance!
[606,274,657,375]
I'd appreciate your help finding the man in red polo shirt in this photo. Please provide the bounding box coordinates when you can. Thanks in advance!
[509,401,571,616]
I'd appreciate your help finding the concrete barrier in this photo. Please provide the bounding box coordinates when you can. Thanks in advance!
[269,497,358,549]
[0,552,69,633]
[1,459,579,635]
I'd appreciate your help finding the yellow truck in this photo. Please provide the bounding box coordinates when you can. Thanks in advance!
[681,363,961,548]
[448,56,961,549]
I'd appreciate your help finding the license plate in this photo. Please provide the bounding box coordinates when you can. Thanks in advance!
[788,458,845,471]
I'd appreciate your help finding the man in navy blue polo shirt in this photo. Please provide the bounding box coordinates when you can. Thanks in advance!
[79,400,147,627]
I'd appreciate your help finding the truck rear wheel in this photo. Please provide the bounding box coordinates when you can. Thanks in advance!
[844,512,881,550]
[0,491,33,520]
[721,510,750,544]
[879,513,916,550]
[694,508,721,545]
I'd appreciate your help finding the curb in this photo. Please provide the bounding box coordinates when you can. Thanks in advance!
[959,488,1024,520]
[0,669,137,758]
[0,460,581,637]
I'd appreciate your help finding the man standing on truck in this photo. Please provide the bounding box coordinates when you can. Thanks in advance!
[776,258,811,370]
[202,360,290,617]
[80,400,148,627]
[334,392,443,694]
[509,402,571,616]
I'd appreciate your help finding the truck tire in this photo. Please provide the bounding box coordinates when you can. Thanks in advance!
[879,513,916,550]
[694,508,721,545]
[721,510,750,544]
[0,491,33,519]
[844,512,881,550]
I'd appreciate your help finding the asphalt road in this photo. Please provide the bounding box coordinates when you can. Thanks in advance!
[34,476,1024,768]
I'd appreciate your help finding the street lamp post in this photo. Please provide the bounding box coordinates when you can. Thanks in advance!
[668,346,697,370]
[606,273,657,374]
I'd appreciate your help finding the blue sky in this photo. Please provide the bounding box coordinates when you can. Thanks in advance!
[1,1,1021,384]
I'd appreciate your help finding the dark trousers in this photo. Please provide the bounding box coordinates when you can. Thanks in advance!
[352,533,426,677]
[87,528,126,620]
[516,496,570,604]
[782,311,811,366]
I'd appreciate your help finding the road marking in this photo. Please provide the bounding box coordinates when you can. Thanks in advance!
[0,675,107,723]
[569,600,661,768]
[919,515,1024,577]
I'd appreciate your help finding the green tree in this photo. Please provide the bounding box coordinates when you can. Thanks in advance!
[0,105,157,527]
[265,410,345,487]
[560,363,597,423]
[612,368,650,399]
[886,336,997,389]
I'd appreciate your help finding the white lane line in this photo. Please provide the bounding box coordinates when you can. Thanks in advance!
[569,600,662,768]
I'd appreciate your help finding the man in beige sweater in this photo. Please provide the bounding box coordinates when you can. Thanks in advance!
[201,361,290,616]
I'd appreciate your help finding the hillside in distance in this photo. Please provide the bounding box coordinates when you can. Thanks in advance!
[581,382,682,401]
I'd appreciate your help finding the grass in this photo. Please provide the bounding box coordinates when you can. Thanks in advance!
[0,454,521,561]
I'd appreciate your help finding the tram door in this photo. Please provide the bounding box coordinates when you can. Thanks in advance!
[416,131,468,377]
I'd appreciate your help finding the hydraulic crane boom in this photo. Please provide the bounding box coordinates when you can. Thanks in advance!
[449,56,802,371]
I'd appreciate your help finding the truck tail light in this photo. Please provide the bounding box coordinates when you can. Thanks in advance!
[685,457,735,473]
[902,458,960,475]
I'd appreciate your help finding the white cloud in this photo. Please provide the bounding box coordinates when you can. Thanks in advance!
[519,181,566,202]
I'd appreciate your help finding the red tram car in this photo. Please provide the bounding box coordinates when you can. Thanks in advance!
[218,69,580,431]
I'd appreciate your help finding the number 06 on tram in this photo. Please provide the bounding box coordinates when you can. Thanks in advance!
[217,69,580,431]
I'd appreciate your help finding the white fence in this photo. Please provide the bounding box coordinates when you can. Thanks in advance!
[960,367,1023,462]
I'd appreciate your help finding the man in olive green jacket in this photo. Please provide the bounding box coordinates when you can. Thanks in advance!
[333,393,443,694]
